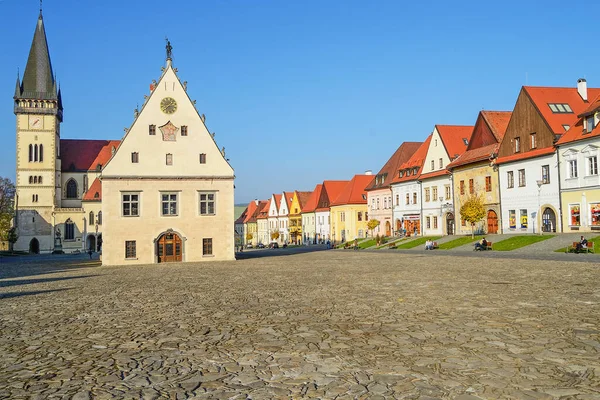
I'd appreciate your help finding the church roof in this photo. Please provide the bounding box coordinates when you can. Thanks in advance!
[82,178,102,202]
[17,12,57,101]
[60,139,120,172]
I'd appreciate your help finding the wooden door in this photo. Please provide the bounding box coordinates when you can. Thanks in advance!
[157,233,182,263]
[487,210,498,234]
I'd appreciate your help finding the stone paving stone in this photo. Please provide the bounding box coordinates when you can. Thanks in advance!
[0,251,599,398]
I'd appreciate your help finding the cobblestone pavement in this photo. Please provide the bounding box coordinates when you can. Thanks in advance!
[1,252,599,399]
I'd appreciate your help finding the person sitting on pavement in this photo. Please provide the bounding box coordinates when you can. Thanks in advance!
[576,235,588,252]
[474,237,488,251]
[425,239,433,250]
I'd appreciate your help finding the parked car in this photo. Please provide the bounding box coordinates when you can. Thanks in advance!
[246,243,253,249]
[269,242,279,249]
[257,243,265,248]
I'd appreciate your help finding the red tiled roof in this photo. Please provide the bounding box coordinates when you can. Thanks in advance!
[390,135,432,184]
[365,142,422,191]
[294,191,312,213]
[317,180,349,211]
[235,206,249,224]
[243,201,260,224]
[330,175,373,206]
[247,201,267,223]
[302,184,322,213]
[82,178,102,201]
[256,199,271,219]
[60,139,120,172]
[282,192,294,211]
[447,143,498,169]
[272,194,282,213]
[481,111,512,142]
[419,169,450,180]
[578,94,600,117]
[496,146,555,165]
[556,108,600,146]
[524,86,600,134]
[436,125,471,159]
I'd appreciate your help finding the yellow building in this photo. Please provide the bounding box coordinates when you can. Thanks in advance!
[288,190,312,245]
[447,111,511,235]
[329,174,373,244]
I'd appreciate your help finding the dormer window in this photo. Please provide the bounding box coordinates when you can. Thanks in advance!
[463,138,469,146]
[399,170,404,178]
[585,116,595,133]
[563,124,570,131]
[514,137,521,153]
[413,168,418,175]
[406,170,411,177]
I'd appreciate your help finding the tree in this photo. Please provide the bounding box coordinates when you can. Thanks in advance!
[460,194,486,238]
[246,233,253,241]
[0,177,16,244]
[7,227,18,253]
[270,231,280,241]
[367,219,380,237]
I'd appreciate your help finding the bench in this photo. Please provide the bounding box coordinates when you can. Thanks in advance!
[486,241,493,250]
[474,241,492,251]
[388,242,396,249]
[568,241,594,253]
[432,241,439,249]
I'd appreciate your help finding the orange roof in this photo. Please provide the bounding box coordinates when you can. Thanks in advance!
[82,178,102,201]
[556,106,600,146]
[243,201,260,223]
[481,111,512,142]
[235,206,249,224]
[247,201,267,223]
[578,94,600,117]
[282,192,294,211]
[496,146,555,165]
[419,169,450,180]
[302,184,322,213]
[447,143,498,169]
[331,175,373,206]
[436,125,471,160]
[365,141,422,191]
[272,194,282,213]
[294,191,312,213]
[256,199,271,219]
[524,86,600,134]
[60,139,120,171]
[317,180,349,211]
[390,135,432,184]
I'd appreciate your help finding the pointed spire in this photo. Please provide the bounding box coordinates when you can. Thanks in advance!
[20,10,56,100]
[14,72,21,99]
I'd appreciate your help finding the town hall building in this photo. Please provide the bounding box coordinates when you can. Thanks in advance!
[13,10,235,264]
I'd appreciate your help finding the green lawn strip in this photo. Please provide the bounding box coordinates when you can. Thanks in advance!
[554,235,600,253]
[358,239,377,249]
[395,236,441,250]
[437,235,483,250]
[492,235,553,251]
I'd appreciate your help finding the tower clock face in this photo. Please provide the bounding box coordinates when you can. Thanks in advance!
[28,116,42,129]
[160,97,178,114]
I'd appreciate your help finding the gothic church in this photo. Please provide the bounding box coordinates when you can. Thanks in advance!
[13,10,235,264]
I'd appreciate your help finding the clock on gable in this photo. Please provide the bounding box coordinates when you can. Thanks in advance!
[160,97,178,114]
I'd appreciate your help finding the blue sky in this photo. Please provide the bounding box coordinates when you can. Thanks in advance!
[1,0,599,204]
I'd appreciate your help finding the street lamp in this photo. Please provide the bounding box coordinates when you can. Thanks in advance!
[439,197,445,235]
[536,180,543,235]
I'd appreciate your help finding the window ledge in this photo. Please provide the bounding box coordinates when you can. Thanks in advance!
[202,254,215,258]
[125,257,138,261]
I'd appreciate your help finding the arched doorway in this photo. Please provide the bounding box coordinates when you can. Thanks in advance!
[542,207,557,233]
[396,219,402,234]
[157,232,183,263]
[29,238,40,254]
[487,210,498,234]
[446,213,455,235]
[87,235,96,252]
[385,221,391,236]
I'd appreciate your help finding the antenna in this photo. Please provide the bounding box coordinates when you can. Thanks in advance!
[40,0,43,14]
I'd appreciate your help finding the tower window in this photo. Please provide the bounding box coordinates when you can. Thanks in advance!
[97,211,102,225]
[89,211,95,225]
[181,126,188,136]
[199,153,206,164]
[149,125,156,135]
[66,179,78,199]
[34,144,38,161]
[29,176,33,184]
[65,218,75,240]
[39,144,43,162]
[29,144,33,162]
[166,153,173,165]
[131,152,139,163]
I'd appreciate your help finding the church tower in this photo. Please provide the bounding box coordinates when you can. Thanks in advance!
[13,9,62,253]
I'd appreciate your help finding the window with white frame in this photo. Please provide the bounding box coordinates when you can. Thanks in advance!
[541,165,550,184]
[433,216,438,229]
[439,158,443,169]
[431,160,435,170]
[507,171,514,188]
[568,159,578,178]
[445,185,451,200]
[588,156,598,176]
[161,193,178,216]
[432,186,438,200]
[426,216,431,229]
[199,192,216,215]
[518,169,526,187]
[122,193,140,216]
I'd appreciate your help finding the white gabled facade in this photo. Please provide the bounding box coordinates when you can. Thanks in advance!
[391,178,422,236]
[315,210,331,242]
[421,175,454,236]
[498,153,561,234]
[267,195,280,243]
[278,193,292,244]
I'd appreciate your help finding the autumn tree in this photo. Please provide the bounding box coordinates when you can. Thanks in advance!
[246,233,253,241]
[367,219,380,237]
[270,231,280,241]
[460,194,486,238]
[0,177,16,245]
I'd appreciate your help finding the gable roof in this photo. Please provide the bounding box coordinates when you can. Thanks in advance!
[365,141,422,191]
[243,201,260,224]
[247,201,267,223]
[256,199,271,220]
[293,191,312,213]
[480,111,512,142]
[60,139,120,172]
[281,192,294,211]
[235,206,249,224]
[556,97,600,146]
[390,135,432,184]
[82,178,102,201]
[302,184,322,213]
[436,125,471,160]
[447,143,498,169]
[524,86,600,134]
[271,194,282,215]
[317,180,349,211]
[331,175,373,206]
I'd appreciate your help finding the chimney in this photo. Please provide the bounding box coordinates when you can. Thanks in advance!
[578,78,588,101]
[255,199,259,205]
[364,170,372,175]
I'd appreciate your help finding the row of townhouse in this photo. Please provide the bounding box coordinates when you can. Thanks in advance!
[238,79,600,244]
[368,79,600,237]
